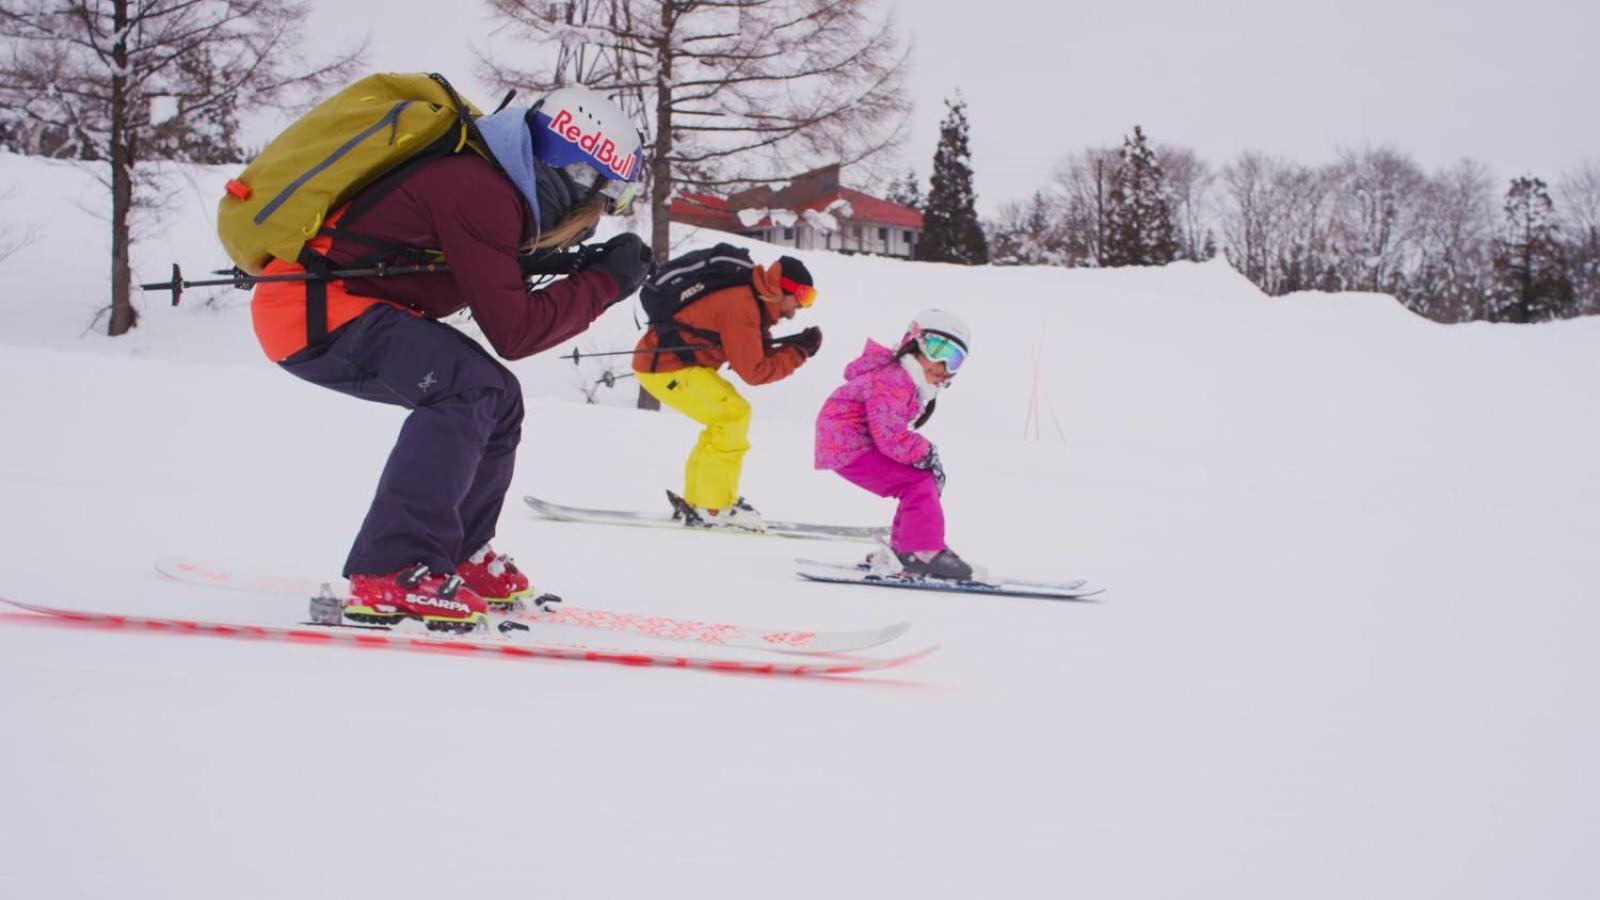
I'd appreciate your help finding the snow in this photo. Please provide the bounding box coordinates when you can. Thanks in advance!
[801,206,839,233]
[1,151,1597,898]
[148,95,179,127]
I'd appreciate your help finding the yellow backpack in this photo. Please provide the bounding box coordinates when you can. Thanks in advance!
[216,72,485,275]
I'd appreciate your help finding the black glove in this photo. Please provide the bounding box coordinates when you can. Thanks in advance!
[793,326,823,358]
[913,445,946,495]
[518,245,583,277]
[593,232,652,300]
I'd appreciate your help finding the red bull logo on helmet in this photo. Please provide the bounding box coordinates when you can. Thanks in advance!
[547,108,638,180]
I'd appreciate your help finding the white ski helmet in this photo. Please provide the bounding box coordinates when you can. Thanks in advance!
[904,308,972,373]
[528,86,643,213]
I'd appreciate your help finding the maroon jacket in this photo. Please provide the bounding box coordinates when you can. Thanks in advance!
[330,154,617,360]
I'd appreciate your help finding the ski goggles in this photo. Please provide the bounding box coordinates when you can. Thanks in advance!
[564,162,639,215]
[596,177,639,216]
[780,277,817,308]
[917,331,967,373]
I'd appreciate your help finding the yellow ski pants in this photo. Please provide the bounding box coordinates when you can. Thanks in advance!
[636,367,752,510]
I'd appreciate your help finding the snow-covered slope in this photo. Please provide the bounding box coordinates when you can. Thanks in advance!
[2,153,1596,898]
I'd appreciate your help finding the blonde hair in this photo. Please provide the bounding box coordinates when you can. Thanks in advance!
[528,196,607,252]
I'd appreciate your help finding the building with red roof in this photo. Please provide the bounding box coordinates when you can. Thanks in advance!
[667,164,924,259]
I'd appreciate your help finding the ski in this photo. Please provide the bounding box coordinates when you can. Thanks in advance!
[795,558,1104,601]
[155,557,910,654]
[0,599,935,678]
[524,493,889,543]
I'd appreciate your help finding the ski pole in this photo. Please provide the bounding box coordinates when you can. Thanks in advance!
[139,245,603,307]
[138,262,448,307]
[596,370,637,388]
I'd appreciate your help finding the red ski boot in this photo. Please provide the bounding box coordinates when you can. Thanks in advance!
[455,544,535,610]
[341,563,488,633]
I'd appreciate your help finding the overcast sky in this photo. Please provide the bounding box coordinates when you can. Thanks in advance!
[892,0,1598,212]
[299,0,1597,216]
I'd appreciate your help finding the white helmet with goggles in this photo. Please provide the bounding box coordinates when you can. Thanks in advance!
[904,309,971,374]
[527,86,643,215]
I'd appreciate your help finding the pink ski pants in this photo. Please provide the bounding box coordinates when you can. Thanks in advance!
[833,448,945,553]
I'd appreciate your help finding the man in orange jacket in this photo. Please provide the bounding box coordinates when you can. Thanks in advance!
[631,256,821,530]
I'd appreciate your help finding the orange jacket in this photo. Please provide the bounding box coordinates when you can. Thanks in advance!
[630,261,806,385]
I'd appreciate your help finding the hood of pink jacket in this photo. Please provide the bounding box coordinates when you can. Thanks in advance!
[844,339,898,379]
[814,338,932,470]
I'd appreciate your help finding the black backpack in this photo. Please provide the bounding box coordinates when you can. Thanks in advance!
[638,243,760,367]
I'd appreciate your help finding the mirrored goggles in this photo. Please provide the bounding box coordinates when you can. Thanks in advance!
[565,163,639,215]
[918,332,967,373]
[597,178,639,215]
[780,277,817,308]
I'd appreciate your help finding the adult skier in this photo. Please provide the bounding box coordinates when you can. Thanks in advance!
[250,86,652,631]
[630,256,823,530]
[813,309,978,580]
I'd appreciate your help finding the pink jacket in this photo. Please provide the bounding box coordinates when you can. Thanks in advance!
[814,339,933,470]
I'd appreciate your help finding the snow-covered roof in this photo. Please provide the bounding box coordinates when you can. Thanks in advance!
[671,185,922,232]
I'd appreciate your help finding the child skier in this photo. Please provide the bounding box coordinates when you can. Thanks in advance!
[814,310,978,581]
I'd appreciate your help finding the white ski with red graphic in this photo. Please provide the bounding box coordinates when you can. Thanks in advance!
[155,557,910,655]
[0,599,934,678]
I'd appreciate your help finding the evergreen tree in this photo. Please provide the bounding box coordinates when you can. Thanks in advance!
[1102,126,1177,267]
[918,96,988,265]
[1492,177,1576,322]
[885,168,925,211]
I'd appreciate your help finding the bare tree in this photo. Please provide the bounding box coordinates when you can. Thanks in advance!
[1219,152,1341,295]
[0,0,362,335]
[1273,161,1340,292]
[1159,143,1214,260]
[1049,146,1118,266]
[1557,160,1600,243]
[1557,160,1600,314]
[987,191,1076,266]
[479,0,909,258]
[1327,146,1427,293]
[1409,158,1496,321]
[1218,152,1274,288]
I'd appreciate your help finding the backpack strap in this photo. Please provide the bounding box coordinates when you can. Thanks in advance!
[429,73,486,150]
[648,321,722,371]
[314,136,463,268]
[647,288,767,371]
[298,247,334,348]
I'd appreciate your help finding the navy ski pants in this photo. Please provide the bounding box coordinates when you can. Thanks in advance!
[281,305,524,578]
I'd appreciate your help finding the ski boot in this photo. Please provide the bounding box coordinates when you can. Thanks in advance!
[455,544,536,612]
[862,546,905,576]
[694,497,766,532]
[669,489,766,532]
[896,548,980,582]
[318,563,488,633]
